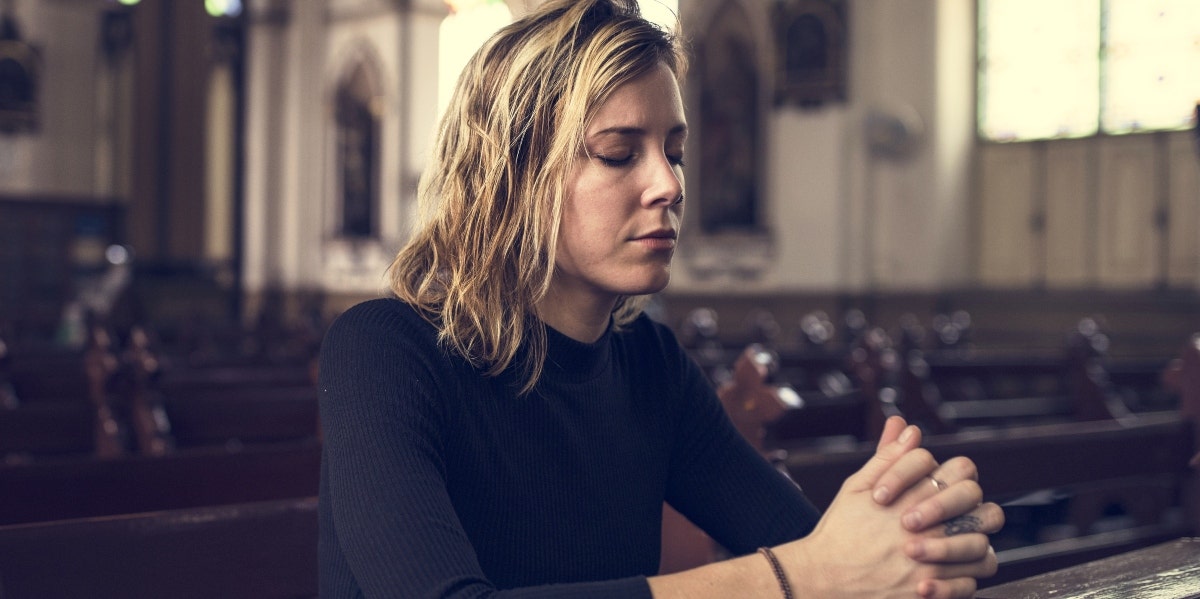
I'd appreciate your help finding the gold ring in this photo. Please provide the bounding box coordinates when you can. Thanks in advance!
[930,477,948,491]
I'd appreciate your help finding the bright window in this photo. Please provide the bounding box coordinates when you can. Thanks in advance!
[437,0,680,121]
[438,0,513,120]
[640,0,680,33]
[978,0,1200,141]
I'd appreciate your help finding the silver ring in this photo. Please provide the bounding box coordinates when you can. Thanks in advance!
[930,477,948,491]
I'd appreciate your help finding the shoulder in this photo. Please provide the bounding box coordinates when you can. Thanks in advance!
[318,298,464,414]
[320,298,445,370]
[325,298,436,345]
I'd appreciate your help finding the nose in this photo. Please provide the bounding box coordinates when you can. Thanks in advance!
[643,154,684,208]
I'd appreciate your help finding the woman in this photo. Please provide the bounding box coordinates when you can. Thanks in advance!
[317,1,1003,597]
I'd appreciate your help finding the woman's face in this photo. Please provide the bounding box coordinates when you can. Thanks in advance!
[553,61,687,308]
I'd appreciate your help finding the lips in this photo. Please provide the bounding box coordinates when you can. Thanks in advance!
[632,228,677,241]
[631,229,678,251]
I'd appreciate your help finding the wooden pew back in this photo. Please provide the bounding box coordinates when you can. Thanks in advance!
[0,497,318,599]
[0,441,320,526]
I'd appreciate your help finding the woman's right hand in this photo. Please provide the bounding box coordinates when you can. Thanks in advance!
[772,417,1000,599]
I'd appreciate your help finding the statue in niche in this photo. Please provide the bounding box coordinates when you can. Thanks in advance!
[335,63,380,239]
[0,8,40,134]
[697,2,761,234]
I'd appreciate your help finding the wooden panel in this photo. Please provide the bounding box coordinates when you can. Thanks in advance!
[1044,140,1092,287]
[1096,135,1160,287]
[1167,132,1199,287]
[978,143,1037,286]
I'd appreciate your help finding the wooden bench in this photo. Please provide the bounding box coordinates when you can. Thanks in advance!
[977,536,1200,598]
[3,324,320,460]
[149,350,319,450]
[162,385,319,448]
[0,441,320,526]
[0,497,318,599]
[1,327,127,460]
[0,401,96,459]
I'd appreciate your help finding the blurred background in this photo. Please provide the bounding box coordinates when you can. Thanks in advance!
[1,0,1198,359]
[1,4,1199,592]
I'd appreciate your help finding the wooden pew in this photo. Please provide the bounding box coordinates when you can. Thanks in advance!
[1,327,126,461]
[0,401,96,459]
[977,536,1200,599]
[154,360,320,450]
[0,497,318,599]
[0,441,320,526]
[701,332,1200,585]
[105,324,321,452]
[162,385,319,448]
[921,320,1137,429]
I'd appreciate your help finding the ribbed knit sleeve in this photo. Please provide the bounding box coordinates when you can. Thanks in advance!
[646,317,823,555]
[317,299,653,598]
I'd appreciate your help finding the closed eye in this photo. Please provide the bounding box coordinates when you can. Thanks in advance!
[596,154,634,167]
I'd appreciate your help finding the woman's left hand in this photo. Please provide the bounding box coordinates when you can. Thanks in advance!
[870,421,1006,598]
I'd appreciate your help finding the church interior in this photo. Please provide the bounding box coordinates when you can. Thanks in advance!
[1,0,1199,596]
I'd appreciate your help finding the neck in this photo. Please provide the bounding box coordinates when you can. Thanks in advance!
[536,287,616,343]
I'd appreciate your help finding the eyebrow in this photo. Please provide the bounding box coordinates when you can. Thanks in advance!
[589,124,689,138]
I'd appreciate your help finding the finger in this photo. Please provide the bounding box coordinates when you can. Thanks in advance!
[921,543,999,580]
[870,447,938,506]
[934,456,979,483]
[734,346,769,382]
[906,533,991,563]
[851,417,921,495]
[876,415,909,449]
[901,479,983,531]
[965,502,1005,535]
[916,576,979,599]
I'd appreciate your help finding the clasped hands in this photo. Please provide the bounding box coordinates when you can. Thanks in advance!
[780,415,1004,598]
[723,347,1004,598]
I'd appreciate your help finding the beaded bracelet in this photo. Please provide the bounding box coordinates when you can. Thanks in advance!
[757,546,794,599]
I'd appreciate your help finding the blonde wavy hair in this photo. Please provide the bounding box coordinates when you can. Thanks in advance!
[388,0,686,394]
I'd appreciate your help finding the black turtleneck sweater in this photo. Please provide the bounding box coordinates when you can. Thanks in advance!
[317,298,821,598]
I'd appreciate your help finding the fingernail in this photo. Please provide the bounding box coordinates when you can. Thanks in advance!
[904,511,923,530]
[908,540,925,559]
[873,486,890,504]
[899,425,915,444]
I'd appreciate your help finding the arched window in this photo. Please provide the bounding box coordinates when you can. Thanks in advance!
[335,62,381,239]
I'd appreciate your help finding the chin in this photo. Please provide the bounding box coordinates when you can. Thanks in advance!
[621,270,672,296]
